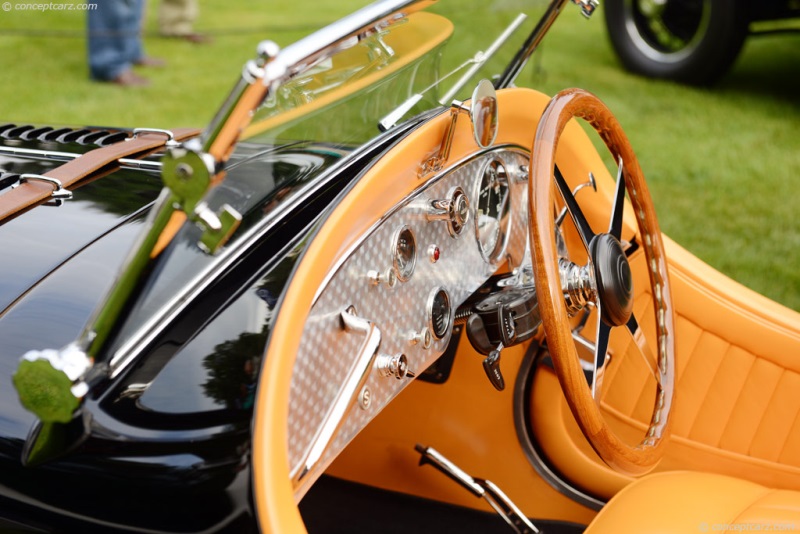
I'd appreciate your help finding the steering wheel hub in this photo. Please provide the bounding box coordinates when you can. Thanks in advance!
[590,234,633,327]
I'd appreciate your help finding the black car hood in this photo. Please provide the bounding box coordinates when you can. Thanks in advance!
[0,131,349,443]
[0,142,164,440]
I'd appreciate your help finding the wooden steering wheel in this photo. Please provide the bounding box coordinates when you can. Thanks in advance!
[528,88,676,476]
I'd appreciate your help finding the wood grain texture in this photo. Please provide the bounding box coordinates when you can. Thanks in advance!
[528,88,676,477]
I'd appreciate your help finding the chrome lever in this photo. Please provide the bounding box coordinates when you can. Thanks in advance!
[292,306,382,485]
[416,445,539,534]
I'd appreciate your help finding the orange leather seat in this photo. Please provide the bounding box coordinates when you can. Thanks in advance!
[585,471,800,533]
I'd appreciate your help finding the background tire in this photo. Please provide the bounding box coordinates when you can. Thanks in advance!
[604,0,749,85]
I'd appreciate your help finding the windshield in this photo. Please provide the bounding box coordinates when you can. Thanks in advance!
[235,0,554,148]
[71,0,580,381]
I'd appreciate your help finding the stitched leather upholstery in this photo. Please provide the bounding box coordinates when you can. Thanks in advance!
[603,237,800,467]
[585,471,800,533]
[530,235,800,497]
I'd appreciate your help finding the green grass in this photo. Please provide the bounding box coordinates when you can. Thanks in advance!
[1,0,798,310]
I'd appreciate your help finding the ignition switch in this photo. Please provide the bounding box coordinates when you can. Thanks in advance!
[465,287,541,390]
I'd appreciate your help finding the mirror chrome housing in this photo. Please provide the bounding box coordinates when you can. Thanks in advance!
[420,79,499,177]
[471,79,498,148]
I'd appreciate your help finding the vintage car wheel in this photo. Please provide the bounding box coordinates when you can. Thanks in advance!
[529,88,676,476]
[604,0,749,84]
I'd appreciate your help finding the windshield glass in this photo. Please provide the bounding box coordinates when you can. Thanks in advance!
[241,0,551,147]
[102,0,564,372]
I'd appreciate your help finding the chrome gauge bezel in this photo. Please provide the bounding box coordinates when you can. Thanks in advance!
[448,187,470,237]
[391,224,417,282]
[474,158,512,264]
[427,286,452,340]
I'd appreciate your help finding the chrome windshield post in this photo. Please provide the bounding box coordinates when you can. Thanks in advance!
[11,0,441,466]
[495,0,597,89]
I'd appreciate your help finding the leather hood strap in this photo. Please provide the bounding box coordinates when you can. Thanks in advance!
[0,127,200,223]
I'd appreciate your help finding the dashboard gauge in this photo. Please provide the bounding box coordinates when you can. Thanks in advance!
[427,287,452,340]
[475,159,511,263]
[391,225,417,282]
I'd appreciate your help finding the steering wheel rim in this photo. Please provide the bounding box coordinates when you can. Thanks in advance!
[529,88,676,477]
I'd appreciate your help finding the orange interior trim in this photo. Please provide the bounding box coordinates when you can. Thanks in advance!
[253,86,621,530]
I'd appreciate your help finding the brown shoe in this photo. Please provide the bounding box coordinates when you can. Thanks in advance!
[161,32,213,44]
[181,33,213,44]
[110,70,150,87]
[134,56,167,68]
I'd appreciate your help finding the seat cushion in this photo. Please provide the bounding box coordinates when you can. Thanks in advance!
[585,471,800,533]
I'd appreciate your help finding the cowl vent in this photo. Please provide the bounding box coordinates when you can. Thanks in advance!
[0,122,130,148]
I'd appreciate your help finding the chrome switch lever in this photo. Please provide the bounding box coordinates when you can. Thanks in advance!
[415,445,539,534]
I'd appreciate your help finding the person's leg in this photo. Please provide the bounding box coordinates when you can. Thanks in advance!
[87,0,135,81]
[158,0,197,37]
[126,0,145,65]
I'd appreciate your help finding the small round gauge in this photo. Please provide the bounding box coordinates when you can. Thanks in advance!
[391,225,417,282]
[475,159,511,263]
[427,287,452,340]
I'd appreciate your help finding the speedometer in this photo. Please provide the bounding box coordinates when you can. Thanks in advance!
[475,159,511,263]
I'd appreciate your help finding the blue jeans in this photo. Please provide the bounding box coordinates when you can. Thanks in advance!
[87,0,144,81]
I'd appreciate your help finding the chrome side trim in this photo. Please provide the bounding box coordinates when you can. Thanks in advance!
[512,345,605,511]
[0,144,163,172]
[118,158,163,171]
[0,146,80,161]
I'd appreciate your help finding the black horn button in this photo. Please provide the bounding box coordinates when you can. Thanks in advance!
[590,234,634,327]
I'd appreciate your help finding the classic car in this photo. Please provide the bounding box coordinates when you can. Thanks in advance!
[1,0,799,532]
[602,0,800,84]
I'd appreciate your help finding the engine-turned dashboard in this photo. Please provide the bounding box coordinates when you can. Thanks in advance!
[288,146,532,492]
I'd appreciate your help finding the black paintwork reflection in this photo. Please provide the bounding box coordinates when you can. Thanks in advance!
[131,233,304,416]
[201,247,300,411]
[0,214,149,443]
[105,143,339,358]
[0,151,162,315]
[202,331,261,411]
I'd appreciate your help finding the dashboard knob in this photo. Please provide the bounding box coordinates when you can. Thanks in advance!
[376,353,415,379]
[366,268,396,287]
[426,187,469,236]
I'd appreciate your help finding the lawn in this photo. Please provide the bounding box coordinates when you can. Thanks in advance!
[1,0,798,310]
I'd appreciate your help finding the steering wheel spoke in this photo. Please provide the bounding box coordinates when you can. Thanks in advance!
[554,166,595,251]
[609,156,626,240]
[626,314,662,386]
[591,317,612,400]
